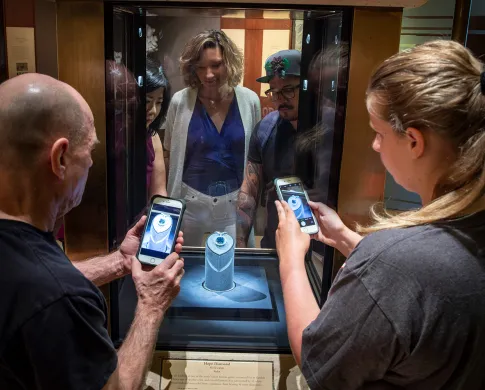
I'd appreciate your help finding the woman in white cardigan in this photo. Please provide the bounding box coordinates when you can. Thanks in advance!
[157,30,261,246]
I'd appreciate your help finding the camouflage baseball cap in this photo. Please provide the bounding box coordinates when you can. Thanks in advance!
[256,50,301,83]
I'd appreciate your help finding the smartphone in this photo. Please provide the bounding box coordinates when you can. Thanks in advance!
[136,195,186,266]
[274,177,319,235]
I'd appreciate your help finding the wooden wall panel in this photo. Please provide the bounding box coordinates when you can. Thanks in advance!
[4,0,34,27]
[35,0,58,78]
[57,1,108,261]
[243,28,263,98]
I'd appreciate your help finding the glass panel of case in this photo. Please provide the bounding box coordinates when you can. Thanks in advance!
[106,4,351,352]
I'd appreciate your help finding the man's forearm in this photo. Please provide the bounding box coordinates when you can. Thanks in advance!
[236,193,257,246]
[236,162,262,247]
[73,251,126,287]
[279,259,320,367]
[117,306,163,390]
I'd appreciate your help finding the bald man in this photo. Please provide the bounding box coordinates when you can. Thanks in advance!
[0,74,185,390]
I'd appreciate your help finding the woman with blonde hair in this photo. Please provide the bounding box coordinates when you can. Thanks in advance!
[275,40,485,389]
[160,30,260,246]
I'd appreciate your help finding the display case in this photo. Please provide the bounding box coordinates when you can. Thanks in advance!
[105,3,351,353]
[54,0,414,386]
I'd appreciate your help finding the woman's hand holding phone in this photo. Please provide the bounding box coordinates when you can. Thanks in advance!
[275,200,311,266]
[308,201,363,257]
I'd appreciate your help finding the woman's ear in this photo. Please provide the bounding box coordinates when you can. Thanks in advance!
[405,127,425,159]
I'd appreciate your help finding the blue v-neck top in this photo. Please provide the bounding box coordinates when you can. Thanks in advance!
[182,95,245,196]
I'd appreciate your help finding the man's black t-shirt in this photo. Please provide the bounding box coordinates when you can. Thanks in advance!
[0,220,117,389]
[248,115,297,248]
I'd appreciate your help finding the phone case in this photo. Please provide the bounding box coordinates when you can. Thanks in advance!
[136,195,186,265]
[274,176,293,202]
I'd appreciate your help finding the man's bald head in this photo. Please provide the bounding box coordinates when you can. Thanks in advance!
[0,73,94,169]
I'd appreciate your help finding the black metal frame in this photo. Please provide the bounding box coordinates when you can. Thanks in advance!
[131,8,148,220]
[295,9,353,306]
[452,0,472,45]
[111,1,350,13]
[320,9,353,303]
[105,3,117,250]
[105,4,147,251]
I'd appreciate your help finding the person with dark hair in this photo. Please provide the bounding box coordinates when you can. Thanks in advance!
[162,30,261,246]
[146,56,171,199]
[236,50,302,249]
[295,44,349,205]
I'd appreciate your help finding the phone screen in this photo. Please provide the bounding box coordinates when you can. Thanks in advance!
[279,183,317,228]
[139,203,181,261]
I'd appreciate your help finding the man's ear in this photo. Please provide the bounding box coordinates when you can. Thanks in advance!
[405,127,425,159]
[50,138,70,180]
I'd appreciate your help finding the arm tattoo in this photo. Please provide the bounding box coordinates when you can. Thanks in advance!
[236,161,262,247]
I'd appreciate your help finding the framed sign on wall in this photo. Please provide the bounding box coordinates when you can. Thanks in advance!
[6,26,36,78]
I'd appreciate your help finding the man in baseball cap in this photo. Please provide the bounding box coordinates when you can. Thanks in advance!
[236,50,302,249]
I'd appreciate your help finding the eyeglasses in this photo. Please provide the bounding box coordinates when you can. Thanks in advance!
[264,84,300,101]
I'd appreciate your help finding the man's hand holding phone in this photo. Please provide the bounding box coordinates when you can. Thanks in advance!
[131,249,185,319]
[118,216,184,276]
[114,232,185,390]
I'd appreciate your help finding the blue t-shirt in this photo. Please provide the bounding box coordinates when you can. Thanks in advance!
[182,95,245,196]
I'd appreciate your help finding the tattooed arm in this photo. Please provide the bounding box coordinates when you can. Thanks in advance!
[237,161,263,247]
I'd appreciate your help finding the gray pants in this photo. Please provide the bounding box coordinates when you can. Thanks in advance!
[180,183,238,247]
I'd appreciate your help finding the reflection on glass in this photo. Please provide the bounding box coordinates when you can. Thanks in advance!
[140,9,347,252]
[106,10,140,247]
[161,30,260,247]
[237,49,303,249]
[146,57,170,199]
[109,6,350,352]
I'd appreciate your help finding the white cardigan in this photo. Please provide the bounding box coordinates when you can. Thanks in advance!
[163,86,261,198]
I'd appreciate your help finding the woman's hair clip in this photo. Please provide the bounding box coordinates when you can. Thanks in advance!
[481,71,485,96]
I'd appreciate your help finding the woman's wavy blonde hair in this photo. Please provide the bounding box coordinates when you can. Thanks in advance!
[360,40,485,234]
[180,30,243,88]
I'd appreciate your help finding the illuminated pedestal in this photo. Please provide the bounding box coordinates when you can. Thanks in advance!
[204,232,235,292]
